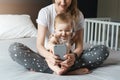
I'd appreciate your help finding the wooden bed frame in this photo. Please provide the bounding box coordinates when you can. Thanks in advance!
[0,0,52,27]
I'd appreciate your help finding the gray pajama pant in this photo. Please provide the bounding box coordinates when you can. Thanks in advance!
[9,42,109,74]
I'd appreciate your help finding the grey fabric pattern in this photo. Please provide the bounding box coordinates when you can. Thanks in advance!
[70,45,109,71]
[9,42,53,73]
[9,42,109,74]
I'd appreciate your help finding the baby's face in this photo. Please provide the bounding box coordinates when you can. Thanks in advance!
[55,22,72,41]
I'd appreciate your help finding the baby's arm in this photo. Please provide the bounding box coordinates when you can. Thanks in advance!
[49,34,59,44]
[47,34,59,53]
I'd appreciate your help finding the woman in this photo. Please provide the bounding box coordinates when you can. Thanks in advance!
[9,0,109,75]
[36,0,88,75]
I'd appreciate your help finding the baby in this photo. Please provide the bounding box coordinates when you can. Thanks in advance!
[47,13,75,56]
[47,13,75,74]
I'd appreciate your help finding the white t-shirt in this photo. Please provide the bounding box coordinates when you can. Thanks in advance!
[36,4,84,48]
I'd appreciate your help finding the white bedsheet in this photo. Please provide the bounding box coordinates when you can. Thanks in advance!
[0,37,120,80]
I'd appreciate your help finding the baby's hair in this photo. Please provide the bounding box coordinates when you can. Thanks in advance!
[54,13,74,29]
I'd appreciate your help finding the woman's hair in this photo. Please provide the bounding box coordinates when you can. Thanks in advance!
[52,0,80,25]
[54,13,73,29]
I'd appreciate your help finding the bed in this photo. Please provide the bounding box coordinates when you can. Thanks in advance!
[0,37,120,80]
[0,0,120,80]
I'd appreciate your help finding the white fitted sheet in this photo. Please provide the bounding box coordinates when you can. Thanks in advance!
[0,37,120,80]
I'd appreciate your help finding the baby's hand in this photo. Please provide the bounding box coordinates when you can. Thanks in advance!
[49,34,59,44]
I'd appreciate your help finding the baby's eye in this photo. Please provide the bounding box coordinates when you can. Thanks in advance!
[65,30,72,33]
[58,30,62,32]
[66,30,70,32]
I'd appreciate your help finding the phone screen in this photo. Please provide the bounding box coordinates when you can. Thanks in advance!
[54,44,67,60]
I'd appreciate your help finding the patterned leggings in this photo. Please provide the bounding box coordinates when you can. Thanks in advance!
[9,42,109,74]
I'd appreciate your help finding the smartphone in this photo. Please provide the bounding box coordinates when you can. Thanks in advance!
[54,44,67,60]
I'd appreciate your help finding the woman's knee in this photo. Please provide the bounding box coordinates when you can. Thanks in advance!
[8,42,30,60]
[9,42,25,52]
[93,45,109,60]
[9,42,20,59]
[81,45,109,64]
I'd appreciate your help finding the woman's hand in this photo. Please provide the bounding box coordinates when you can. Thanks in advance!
[45,52,62,66]
[60,53,76,68]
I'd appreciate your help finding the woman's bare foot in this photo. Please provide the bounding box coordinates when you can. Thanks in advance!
[65,68,90,75]
[28,68,36,72]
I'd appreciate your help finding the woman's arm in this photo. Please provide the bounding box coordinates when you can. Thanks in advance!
[73,28,84,57]
[36,24,60,64]
[37,24,50,58]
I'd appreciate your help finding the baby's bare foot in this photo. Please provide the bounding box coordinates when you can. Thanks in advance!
[54,68,67,75]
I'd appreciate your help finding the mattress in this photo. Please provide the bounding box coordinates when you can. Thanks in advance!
[0,37,120,80]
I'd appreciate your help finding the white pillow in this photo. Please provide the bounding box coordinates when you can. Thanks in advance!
[0,14,37,39]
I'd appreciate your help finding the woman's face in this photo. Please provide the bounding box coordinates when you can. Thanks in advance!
[54,0,72,13]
